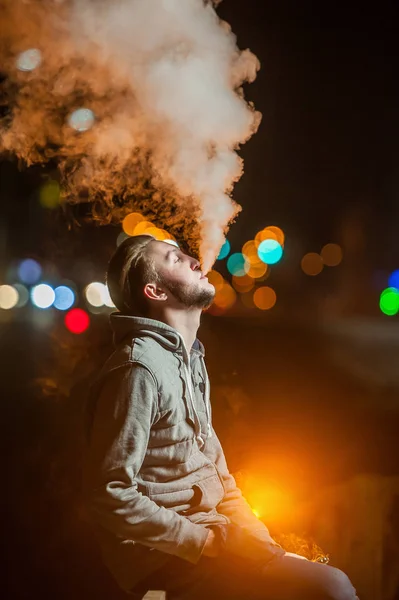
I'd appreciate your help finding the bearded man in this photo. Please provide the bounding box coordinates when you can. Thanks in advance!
[83,235,358,600]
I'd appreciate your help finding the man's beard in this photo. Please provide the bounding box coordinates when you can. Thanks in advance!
[162,278,215,310]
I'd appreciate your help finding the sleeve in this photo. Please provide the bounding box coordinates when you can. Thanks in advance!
[83,363,209,564]
[204,426,280,546]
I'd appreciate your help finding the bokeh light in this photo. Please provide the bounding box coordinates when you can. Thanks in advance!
[65,308,90,334]
[301,253,324,276]
[265,226,285,246]
[255,228,278,247]
[232,274,254,293]
[380,287,399,316]
[213,282,236,310]
[31,284,55,309]
[18,258,42,285]
[145,226,169,241]
[85,282,106,307]
[133,220,154,236]
[247,261,268,279]
[207,270,225,292]
[54,286,75,311]
[217,239,231,260]
[388,270,399,290]
[103,285,116,308]
[122,213,145,236]
[68,108,95,132]
[0,285,19,310]
[227,253,249,277]
[16,48,42,72]
[253,286,277,310]
[257,240,283,265]
[321,243,343,267]
[13,284,29,308]
[242,240,262,266]
[39,180,60,209]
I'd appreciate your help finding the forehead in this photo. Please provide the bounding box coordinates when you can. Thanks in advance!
[148,239,182,261]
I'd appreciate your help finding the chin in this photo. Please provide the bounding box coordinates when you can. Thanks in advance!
[201,278,215,292]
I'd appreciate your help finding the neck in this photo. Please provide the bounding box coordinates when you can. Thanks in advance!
[149,306,202,351]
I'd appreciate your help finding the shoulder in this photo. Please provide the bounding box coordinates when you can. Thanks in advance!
[98,336,173,387]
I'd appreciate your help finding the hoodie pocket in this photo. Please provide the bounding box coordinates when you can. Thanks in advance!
[194,473,225,511]
[146,481,195,512]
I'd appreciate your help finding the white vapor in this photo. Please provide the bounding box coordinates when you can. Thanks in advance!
[71,0,261,270]
[1,0,261,271]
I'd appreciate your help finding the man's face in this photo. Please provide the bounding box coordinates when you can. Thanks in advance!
[146,240,215,309]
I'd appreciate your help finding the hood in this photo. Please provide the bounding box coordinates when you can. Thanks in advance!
[110,313,205,356]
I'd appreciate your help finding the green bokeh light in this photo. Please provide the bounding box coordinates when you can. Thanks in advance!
[379,287,399,316]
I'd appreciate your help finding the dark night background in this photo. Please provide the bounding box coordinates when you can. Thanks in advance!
[1,2,399,599]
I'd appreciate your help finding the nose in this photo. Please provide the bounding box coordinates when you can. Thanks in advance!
[190,258,201,271]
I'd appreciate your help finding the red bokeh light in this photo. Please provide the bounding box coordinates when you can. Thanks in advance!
[65,308,90,334]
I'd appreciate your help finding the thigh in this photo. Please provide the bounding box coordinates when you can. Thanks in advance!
[259,555,358,600]
[138,554,358,600]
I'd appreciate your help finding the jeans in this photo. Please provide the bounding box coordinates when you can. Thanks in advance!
[130,551,359,600]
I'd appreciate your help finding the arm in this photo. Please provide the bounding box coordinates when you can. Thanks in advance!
[84,363,209,564]
[205,426,280,545]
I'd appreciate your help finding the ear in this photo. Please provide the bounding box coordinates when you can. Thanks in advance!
[143,282,168,302]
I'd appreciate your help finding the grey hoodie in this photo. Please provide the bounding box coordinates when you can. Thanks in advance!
[83,315,279,591]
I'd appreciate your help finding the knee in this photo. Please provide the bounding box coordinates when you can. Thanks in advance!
[323,567,358,600]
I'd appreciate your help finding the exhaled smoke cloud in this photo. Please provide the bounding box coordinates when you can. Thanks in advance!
[1,0,261,271]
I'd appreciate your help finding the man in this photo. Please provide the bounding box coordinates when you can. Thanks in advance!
[83,234,358,599]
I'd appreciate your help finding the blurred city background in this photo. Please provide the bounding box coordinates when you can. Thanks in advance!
[2,2,399,600]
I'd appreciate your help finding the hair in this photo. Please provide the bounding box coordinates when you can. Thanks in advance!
[106,235,159,316]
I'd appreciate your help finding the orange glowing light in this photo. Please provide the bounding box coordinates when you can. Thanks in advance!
[145,226,168,241]
[207,270,225,292]
[160,229,176,241]
[253,286,276,310]
[254,228,278,248]
[232,274,254,293]
[265,226,285,246]
[242,240,262,265]
[321,243,343,267]
[247,261,268,279]
[301,253,324,276]
[133,220,155,235]
[213,282,236,310]
[245,482,294,525]
[122,212,145,236]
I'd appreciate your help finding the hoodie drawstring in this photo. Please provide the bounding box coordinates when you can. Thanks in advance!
[178,338,212,448]
[198,356,212,438]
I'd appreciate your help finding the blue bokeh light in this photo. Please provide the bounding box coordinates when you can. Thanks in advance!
[257,240,283,265]
[68,108,95,132]
[388,270,399,290]
[227,253,248,277]
[217,240,231,260]
[18,259,42,285]
[16,49,42,72]
[54,286,75,311]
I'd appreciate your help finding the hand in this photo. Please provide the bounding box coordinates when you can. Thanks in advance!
[202,529,219,558]
[285,552,308,561]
